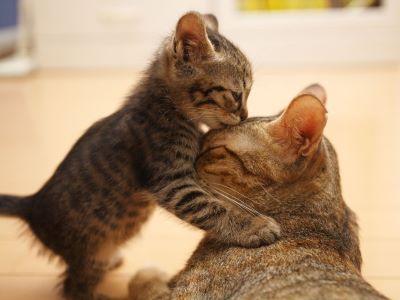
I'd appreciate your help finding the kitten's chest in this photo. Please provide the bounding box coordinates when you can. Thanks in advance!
[153,129,201,159]
[147,116,202,156]
[135,100,203,170]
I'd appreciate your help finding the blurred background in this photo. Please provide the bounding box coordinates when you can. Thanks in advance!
[0,1,399,299]
[0,0,398,69]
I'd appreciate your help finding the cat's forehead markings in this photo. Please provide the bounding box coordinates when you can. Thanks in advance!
[233,132,264,152]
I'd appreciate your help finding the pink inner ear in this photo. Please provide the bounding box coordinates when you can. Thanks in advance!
[269,94,327,158]
[175,12,214,62]
[299,115,320,140]
[284,95,327,143]
[176,13,205,43]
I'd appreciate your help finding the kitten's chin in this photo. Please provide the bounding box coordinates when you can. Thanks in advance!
[201,119,226,129]
[203,117,241,129]
[210,122,228,129]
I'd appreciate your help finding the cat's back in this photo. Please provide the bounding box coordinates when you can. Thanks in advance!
[53,108,137,170]
[230,241,387,300]
[33,107,145,201]
[170,238,387,300]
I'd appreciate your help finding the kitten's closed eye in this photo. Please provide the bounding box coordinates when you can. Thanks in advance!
[187,83,248,128]
[232,92,242,102]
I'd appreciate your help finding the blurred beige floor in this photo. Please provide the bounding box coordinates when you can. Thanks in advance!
[0,66,399,299]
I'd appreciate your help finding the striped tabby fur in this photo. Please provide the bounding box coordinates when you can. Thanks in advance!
[0,12,281,300]
[128,84,388,300]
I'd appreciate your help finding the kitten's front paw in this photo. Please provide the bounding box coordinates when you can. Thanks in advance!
[128,268,169,300]
[231,216,281,248]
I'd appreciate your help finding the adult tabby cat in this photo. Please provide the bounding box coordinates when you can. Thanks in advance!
[128,84,388,300]
[0,12,280,300]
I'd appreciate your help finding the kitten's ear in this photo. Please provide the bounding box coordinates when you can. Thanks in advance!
[203,14,219,32]
[298,83,327,105]
[174,12,214,63]
[270,94,327,157]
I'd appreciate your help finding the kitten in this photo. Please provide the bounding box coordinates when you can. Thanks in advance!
[128,84,388,300]
[0,12,280,300]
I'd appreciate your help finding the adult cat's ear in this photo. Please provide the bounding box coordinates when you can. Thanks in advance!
[298,83,327,105]
[270,94,327,157]
[203,14,219,32]
[174,12,215,63]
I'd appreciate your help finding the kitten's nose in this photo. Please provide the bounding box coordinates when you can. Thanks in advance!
[240,109,248,121]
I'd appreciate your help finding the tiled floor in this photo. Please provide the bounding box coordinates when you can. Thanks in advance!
[0,66,399,299]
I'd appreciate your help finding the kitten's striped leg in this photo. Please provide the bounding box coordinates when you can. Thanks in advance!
[154,174,280,247]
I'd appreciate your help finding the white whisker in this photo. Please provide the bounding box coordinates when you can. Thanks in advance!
[210,186,257,217]
[212,182,255,203]
[213,181,280,207]
[255,183,281,203]
[210,185,270,221]
[200,186,256,217]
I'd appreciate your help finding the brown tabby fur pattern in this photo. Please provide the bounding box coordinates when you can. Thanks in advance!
[128,84,388,300]
[0,12,281,300]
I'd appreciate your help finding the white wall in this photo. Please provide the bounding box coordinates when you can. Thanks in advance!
[31,0,400,69]
[32,0,212,68]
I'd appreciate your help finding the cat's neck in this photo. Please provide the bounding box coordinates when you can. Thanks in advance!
[261,178,361,270]
[273,180,343,238]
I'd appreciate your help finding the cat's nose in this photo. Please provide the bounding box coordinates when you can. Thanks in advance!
[240,109,248,121]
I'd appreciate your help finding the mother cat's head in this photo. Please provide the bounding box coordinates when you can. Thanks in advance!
[197,84,362,270]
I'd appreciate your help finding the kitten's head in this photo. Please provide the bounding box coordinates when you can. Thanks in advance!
[162,12,252,129]
[196,84,360,270]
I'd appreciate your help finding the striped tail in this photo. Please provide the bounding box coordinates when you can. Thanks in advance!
[0,195,29,218]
